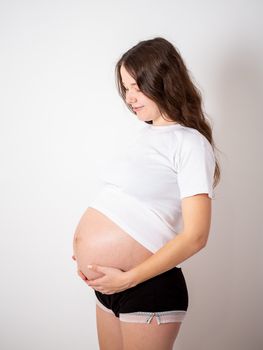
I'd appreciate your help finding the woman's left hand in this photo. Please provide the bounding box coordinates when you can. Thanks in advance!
[85,264,134,294]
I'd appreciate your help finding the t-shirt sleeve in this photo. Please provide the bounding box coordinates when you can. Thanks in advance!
[174,131,216,199]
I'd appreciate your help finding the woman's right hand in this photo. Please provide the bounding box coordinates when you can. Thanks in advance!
[72,255,90,283]
[77,269,90,282]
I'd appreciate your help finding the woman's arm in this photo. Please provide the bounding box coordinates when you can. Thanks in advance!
[127,193,212,287]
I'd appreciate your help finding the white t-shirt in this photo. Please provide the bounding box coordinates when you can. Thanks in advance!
[89,123,216,268]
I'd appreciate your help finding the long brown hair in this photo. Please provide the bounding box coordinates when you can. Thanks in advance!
[115,37,221,188]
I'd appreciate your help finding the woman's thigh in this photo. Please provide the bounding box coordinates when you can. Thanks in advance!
[96,303,123,350]
[120,317,181,350]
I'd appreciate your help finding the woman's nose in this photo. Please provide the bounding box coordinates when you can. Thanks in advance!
[125,91,137,104]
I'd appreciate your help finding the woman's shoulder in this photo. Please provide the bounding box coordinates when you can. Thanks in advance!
[172,125,212,149]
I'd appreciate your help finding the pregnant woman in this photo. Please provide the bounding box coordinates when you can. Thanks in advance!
[72,36,221,350]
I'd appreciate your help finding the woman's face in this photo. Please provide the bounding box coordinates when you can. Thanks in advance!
[120,65,172,125]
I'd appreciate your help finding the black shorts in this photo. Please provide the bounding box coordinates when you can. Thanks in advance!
[94,266,189,323]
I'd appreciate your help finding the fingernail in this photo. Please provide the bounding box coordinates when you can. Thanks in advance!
[87,265,92,269]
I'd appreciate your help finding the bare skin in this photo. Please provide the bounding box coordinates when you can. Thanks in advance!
[72,207,154,281]
[95,304,181,350]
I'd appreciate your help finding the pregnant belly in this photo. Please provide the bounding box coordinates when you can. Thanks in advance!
[72,207,153,281]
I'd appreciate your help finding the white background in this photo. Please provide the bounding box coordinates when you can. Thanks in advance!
[0,0,262,349]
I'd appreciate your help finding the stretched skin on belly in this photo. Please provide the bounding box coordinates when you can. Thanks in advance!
[73,207,153,281]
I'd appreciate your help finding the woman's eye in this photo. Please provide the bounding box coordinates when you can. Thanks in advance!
[124,87,141,92]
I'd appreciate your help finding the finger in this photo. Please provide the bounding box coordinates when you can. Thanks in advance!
[77,270,88,281]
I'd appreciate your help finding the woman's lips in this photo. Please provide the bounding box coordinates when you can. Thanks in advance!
[133,106,144,112]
